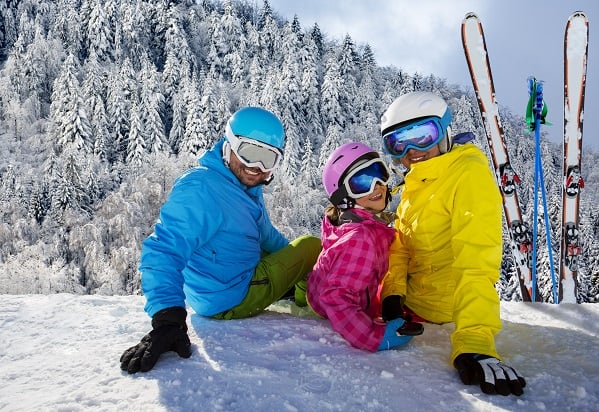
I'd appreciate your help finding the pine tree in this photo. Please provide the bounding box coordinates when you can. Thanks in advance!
[216,0,245,81]
[320,55,344,160]
[52,0,83,57]
[180,76,204,156]
[299,35,323,147]
[243,55,264,106]
[50,53,93,154]
[139,56,168,154]
[28,180,50,225]
[86,0,113,62]
[276,23,303,179]
[356,44,378,129]
[106,63,132,162]
[338,35,359,126]
[310,23,324,58]
[168,88,186,155]
[126,102,146,166]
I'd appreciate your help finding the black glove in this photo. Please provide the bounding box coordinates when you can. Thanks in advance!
[381,295,405,321]
[382,295,424,336]
[120,307,192,374]
[454,353,526,396]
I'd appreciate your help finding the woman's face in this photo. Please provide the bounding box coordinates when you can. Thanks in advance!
[398,145,441,169]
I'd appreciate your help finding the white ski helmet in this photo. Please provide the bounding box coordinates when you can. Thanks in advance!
[380,91,453,154]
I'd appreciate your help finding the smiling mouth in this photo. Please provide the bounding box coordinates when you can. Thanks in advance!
[369,192,383,201]
[244,168,262,176]
[409,154,427,162]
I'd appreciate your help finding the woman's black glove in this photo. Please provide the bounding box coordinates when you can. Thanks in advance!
[454,353,526,396]
[120,307,192,374]
[381,295,406,321]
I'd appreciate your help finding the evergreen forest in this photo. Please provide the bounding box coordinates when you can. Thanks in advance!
[1,0,598,302]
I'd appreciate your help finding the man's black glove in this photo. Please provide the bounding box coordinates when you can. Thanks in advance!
[454,353,526,396]
[120,307,192,374]
[382,295,424,336]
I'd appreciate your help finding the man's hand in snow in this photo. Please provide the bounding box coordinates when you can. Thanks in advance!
[454,353,526,396]
[120,307,191,373]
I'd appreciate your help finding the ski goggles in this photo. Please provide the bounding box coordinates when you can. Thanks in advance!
[226,124,283,172]
[382,116,446,158]
[343,158,391,198]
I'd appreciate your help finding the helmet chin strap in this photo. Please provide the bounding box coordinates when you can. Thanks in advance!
[262,174,274,185]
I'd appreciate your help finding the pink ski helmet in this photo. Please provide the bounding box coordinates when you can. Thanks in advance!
[322,141,383,206]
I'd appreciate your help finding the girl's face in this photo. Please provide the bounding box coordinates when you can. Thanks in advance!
[355,182,388,211]
[398,145,441,169]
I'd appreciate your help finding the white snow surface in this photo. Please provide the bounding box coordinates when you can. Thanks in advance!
[0,294,597,412]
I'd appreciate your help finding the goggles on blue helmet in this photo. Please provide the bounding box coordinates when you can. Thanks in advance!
[382,116,448,159]
[343,158,391,198]
[226,123,283,172]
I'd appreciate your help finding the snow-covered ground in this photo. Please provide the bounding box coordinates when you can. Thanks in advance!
[0,294,597,411]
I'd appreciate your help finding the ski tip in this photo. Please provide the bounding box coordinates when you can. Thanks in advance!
[569,11,588,21]
[464,12,479,21]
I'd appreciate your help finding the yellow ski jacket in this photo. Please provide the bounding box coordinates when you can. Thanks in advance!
[382,143,504,363]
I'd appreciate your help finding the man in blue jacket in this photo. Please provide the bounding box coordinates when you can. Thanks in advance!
[120,107,321,374]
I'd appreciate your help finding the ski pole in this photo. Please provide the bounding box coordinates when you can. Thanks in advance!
[529,78,559,303]
[528,78,540,302]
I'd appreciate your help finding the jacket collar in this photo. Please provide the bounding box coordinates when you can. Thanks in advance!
[405,144,475,184]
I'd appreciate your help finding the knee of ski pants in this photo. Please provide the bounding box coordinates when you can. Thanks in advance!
[262,234,321,287]
[212,235,321,319]
[289,234,322,267]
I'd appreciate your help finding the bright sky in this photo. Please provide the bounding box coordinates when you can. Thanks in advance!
[269,0,598,151]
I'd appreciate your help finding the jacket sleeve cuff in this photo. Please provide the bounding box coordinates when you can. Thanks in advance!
[151,306,188,331]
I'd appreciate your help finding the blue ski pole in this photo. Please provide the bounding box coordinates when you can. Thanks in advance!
[528,77,559,303]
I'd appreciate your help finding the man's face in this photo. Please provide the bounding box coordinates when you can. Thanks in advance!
[228,151,273,187]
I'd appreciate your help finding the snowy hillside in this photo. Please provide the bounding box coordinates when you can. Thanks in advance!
[0,294,597,411]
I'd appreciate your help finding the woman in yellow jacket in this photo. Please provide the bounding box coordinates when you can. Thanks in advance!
[379,91,526,396]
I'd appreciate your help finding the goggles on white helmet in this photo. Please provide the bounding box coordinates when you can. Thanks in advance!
[343,158,391,198]
[382,116,447,159]
[226,123,283,172]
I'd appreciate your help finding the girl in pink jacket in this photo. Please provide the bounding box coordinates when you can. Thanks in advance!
[306,142,423,352]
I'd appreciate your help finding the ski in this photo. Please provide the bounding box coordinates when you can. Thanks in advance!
[461,12,539,302]
[560,11,588,303]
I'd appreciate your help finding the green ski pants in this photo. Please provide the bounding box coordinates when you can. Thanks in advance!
[212,234,321,319]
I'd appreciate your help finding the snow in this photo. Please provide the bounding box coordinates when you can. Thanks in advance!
[0,294,597,412]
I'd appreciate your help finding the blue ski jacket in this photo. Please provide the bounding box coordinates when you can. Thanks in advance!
[140,139,289,317]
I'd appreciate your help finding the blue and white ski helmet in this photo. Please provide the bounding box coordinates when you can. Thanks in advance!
[380,91,453,154]
[226,107,285,151]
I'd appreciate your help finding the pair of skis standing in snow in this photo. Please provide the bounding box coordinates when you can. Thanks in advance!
[462,11,589,303]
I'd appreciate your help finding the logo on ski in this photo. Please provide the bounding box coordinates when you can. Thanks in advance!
[499,163,521,196]
[510,220,533,266]
[564,222,582,271]
[564,165,584,197]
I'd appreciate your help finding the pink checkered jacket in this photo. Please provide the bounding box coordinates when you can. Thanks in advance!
[307,207,396,352]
